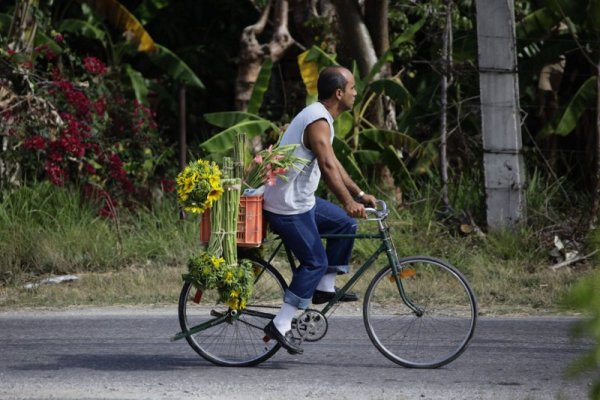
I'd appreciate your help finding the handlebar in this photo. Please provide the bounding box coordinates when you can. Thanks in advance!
[364,200,389,220]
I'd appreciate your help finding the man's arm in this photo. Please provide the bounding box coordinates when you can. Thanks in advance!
[335,158,377,208]
[305,119,366,218]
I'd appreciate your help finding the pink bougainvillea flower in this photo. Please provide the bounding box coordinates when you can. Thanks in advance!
[253,154,263,164]
[83,56,108,75]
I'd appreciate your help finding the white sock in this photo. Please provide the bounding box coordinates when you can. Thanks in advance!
[273,302,298,334]
[316,272,337,292]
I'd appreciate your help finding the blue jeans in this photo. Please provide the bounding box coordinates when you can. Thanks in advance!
[264,197,357,309]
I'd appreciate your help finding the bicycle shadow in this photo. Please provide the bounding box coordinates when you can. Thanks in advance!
[11,354,289,371]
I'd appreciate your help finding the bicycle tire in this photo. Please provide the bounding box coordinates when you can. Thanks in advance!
[363,256,477,368]
[178,257,286,367]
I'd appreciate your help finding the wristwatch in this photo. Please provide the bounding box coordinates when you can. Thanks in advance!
[356,191,365,200]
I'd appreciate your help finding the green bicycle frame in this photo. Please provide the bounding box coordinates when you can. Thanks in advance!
[173,215,422,342]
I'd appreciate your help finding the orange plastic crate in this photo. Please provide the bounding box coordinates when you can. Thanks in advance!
[200,195,265,248]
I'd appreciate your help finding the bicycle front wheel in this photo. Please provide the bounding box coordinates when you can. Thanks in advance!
[363,256,477,368]
[178,257,286,367]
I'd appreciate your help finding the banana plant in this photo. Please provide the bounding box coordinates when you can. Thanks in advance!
[516,0,600,137]
[52,0,204,104]
[295,18,432,188]
[200,58,278,157]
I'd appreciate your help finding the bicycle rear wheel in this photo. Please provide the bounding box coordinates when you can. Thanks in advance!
[363,256,477,368]
[178,257,286,367]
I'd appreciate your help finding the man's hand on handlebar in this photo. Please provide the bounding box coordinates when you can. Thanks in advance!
[344,200,367,219]
[358,193,377,208]
[344,193,378,219]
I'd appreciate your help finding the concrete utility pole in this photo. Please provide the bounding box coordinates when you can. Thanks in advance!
[475,0,526,228]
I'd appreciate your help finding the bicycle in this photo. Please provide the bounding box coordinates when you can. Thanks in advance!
[173,200,477,368]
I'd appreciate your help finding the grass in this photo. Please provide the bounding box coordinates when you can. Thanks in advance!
[0,180,594,314]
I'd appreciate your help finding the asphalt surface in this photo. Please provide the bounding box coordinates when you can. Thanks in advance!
[0,307,594,400]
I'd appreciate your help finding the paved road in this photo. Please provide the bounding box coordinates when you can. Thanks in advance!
[0,307,593,400]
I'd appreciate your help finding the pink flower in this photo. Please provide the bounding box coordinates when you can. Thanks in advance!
[253,154,263,164]
[267,145,273,154]
[24,136,46,151]
[266,170,277,186]
[83,56,107,75]
[273,167,287,175]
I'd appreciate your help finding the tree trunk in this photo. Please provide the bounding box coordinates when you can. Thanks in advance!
[331,0,377,77]
[364,0,389,58]
[440,0,453,210]
[234,0,295,112]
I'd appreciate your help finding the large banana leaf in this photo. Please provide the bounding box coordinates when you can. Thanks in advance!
[540,76,597,136]
[204,112,263,129]
[247,58,272,115]
[333,111,353,139]
[332,138,368,187]
[124,64,149,105]
[369,78,412,109]
[81,0,156,52]
[516,7,560,40]
[298,46,338,104]
[353,150,381,165]
[200,119,275,154]
[150,44,205,90]
[33,32,64,54]
[297,49,319,97]
[360,129,421,153]
[59,19,106,41]
[390,18,426,48]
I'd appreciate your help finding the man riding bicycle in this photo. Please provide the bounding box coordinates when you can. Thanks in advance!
[262,66,377,354]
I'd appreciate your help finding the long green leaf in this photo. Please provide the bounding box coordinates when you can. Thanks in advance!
[200,120,273,154]
[33,32,63,54]
[360,129,420,151]
[150,44,205,90]
[354,150,381,165]
[247,58,273,114]
[515,7,560,40]
[541,76,597,136]
[81,0,157,52]
[369,78,412,109]
[124,64,149,105]
[333,111,353,139]
[204,112,263,128]
[332,138,368,187]
[59,19,106,41]
[390,18,426,48]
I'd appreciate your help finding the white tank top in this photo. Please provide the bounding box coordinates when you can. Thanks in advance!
[263,102,334,215]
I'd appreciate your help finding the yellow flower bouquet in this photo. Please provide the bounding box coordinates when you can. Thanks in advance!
[183,252,254,309]
[176,157,254,310]
[176,159,224,214]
